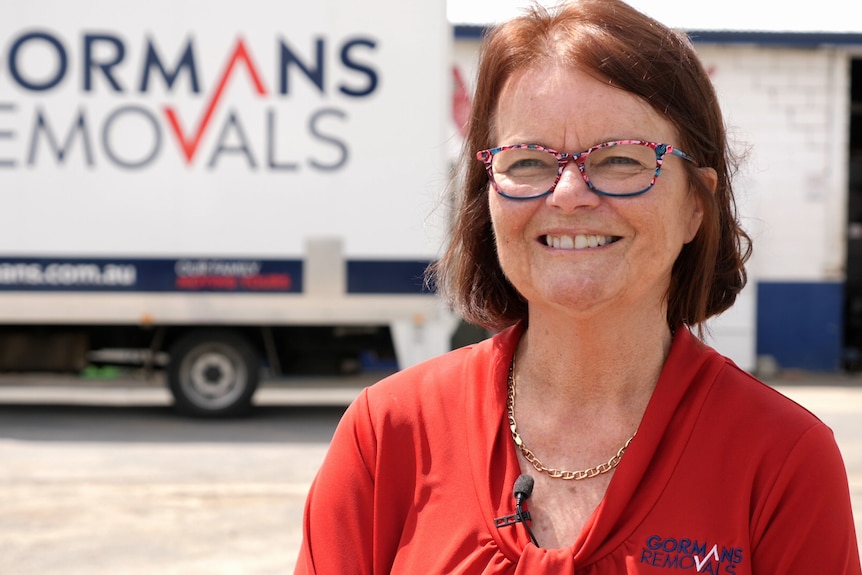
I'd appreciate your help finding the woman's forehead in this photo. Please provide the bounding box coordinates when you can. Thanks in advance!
[494,63,677,148]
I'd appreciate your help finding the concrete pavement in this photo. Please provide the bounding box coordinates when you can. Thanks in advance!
[0,371,859,572]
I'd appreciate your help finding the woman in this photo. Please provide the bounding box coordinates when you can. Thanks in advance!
[294,1,861,573]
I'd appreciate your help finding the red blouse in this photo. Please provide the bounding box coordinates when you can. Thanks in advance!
[295,324,861,574]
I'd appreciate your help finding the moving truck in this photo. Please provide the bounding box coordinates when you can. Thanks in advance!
[0,0,455,415]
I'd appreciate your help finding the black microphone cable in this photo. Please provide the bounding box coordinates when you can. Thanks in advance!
[513,474,539,547]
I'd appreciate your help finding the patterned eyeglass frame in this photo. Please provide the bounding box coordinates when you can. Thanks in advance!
[476,140,696,200]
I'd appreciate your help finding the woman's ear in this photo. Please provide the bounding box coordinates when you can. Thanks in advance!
[698,166,718,196]
[684,167,717,243]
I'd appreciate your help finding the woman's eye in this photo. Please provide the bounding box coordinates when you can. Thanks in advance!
[598,155,641,166]
[510,158,545,169]
[497,151,556,174]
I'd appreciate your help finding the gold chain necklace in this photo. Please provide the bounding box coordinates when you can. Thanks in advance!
[507,363,635,480]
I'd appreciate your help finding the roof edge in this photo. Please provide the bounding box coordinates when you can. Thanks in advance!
[452,24,862,46]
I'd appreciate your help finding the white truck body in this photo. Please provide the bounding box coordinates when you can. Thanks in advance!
[0,0,456,414]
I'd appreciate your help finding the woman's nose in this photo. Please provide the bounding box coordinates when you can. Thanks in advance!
[546,162,600,210]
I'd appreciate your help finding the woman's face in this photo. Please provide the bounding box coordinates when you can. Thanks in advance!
[488,63,707,322]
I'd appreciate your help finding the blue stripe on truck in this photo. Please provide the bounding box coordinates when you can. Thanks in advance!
[0,257,435,295]
[0,257,303,293]
[347,260,433,294]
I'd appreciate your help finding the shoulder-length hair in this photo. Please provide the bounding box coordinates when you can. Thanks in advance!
[429,0,751,333]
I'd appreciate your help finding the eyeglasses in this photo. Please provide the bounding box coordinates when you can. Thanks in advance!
[476,140,696,200]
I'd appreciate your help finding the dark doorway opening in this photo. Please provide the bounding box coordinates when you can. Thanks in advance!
[843,58,862,370]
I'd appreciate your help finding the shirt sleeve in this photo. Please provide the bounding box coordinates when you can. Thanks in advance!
[294,390,377,575]
[750,422,861,574]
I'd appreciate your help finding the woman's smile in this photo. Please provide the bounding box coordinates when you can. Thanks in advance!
[541,234,622,250]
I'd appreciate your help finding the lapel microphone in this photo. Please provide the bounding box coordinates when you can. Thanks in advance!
[494,474,540,547]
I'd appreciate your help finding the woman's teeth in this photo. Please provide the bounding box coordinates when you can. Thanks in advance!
[543,234,617,249]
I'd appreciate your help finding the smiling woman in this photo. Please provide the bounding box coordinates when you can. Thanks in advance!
[294,1,862,573]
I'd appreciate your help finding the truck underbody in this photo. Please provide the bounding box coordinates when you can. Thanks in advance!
[0,321,414,416]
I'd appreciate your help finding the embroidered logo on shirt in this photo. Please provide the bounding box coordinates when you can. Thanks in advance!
[640,535,744,573]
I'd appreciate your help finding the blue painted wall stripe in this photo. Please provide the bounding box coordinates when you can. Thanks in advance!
[756,281,843,371]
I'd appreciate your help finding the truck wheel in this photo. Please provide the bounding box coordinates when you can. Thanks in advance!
[167,331,259,417]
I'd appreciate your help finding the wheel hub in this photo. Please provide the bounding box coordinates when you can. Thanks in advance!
[203,364,223,384]
[188,352,237,399]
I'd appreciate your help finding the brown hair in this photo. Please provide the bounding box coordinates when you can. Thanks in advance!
[429,0,751,333]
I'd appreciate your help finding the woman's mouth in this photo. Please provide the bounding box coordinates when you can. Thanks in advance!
[542,234,621,249]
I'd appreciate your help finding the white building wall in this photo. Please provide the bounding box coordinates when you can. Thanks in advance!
[694,43,856,370]
[696,44,848,283]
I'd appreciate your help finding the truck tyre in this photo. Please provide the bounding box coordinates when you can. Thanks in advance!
[167,330,260,417]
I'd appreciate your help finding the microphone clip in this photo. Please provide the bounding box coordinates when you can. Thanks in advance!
[494,511,532,528]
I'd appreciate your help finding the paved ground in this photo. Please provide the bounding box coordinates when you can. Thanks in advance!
[0,374,349,575]
[0,371,859,573]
